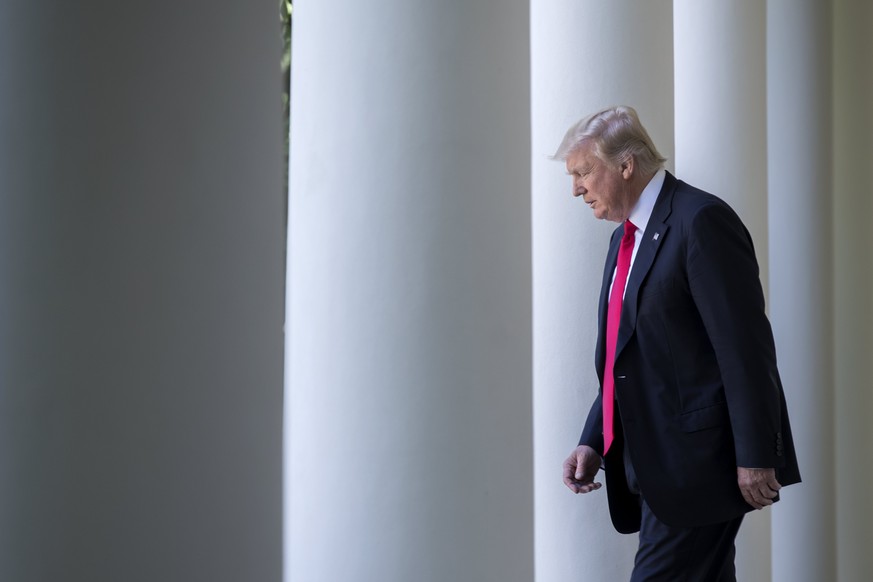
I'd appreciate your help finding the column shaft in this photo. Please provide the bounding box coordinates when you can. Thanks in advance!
[285,1,533,580]
[673,3,771,579]
[0,3,285,581]
[834,0,873,578]
[767,1,836,580]
[532,2,673,580]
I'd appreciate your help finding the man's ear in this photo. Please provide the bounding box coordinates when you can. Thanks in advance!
[620,156,635,180]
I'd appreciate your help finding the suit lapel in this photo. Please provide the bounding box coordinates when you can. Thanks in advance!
[614,173,677,361]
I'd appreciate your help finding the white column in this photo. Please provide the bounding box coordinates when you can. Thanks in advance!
[285,1,533,581]
[0,3,284,582]
[834,0,873,578]
[673,3,771,580]
[767,1,836,581]
[531,2,673,580]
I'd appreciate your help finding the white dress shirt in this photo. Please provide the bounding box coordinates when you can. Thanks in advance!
[609,169,666,300]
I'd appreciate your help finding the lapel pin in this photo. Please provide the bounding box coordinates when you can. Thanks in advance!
[653,232,660,241]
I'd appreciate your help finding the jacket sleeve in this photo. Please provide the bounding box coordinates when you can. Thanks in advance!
[686,201,785,468]
[578,393,605,456]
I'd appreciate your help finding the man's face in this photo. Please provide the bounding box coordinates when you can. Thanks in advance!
[565,142,633,223]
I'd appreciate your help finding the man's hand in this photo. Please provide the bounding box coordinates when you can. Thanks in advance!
[563,445,603,494]
[737,467,781,509]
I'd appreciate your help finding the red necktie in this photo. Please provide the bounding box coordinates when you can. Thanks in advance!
[603,220,637,456]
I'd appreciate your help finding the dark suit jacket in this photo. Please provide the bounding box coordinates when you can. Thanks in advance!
[579,172,801,534]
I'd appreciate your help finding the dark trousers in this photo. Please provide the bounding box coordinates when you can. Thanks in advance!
[624,444,744,582]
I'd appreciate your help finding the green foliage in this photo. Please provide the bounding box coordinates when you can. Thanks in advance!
[280,0,292,74]
[281,1,292,195]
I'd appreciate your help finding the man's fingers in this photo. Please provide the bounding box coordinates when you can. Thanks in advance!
[740,486,767,509]
[576,482,602,493]
[761,487,778,500]
[737,468,782,509]
[563,471,585,492]
[573,481,602,494]
[573,453,586,480]
[755,488,776,505]
[562,461,578,491]
[562,460,602,493]
[740,489,759,509]
[740,485,776,509]
[563,477,584,493]
[563,446,602,494]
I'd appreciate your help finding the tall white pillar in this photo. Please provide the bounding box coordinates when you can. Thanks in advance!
[834,0,873,578]
[285,2,532,581]
[531,2,673,580]
[673,3,771,580]
[767,1,836,581]
[0,3,284,582]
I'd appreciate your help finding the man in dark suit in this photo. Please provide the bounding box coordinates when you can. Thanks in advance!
[558,106,800,581]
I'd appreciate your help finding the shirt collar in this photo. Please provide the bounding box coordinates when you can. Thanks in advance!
[628,169,665,234]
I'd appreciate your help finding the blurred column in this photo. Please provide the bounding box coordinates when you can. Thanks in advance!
[531,1,673,580]
[767,1,836,581]
[0,3,284,582]
[673,3,771,579]
[834,0,873,578]
[285,1,532,581]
